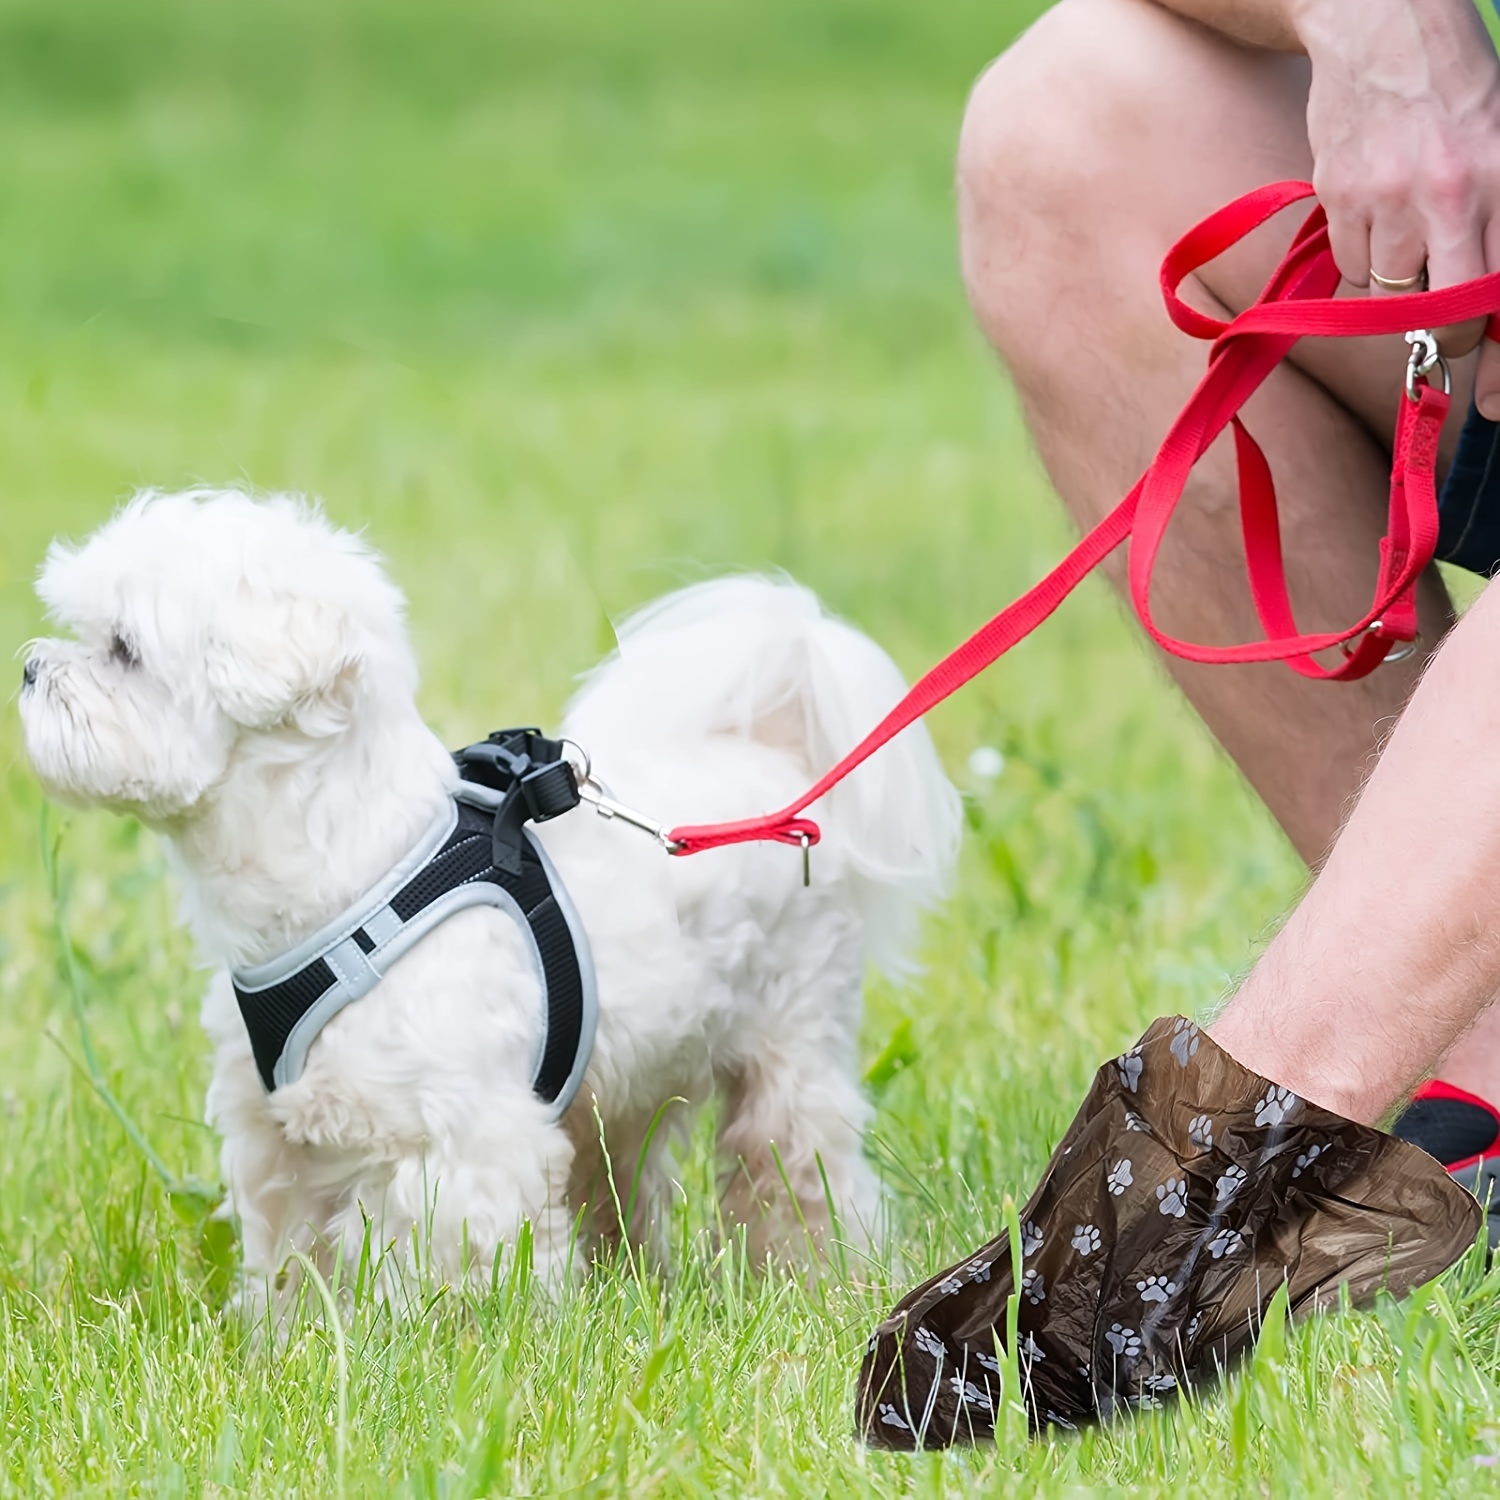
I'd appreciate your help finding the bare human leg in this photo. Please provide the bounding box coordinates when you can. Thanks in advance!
[958,0,1500,1112]
[1213,577,1500,1122]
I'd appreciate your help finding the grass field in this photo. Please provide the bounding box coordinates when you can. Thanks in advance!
[2,0,1500,1492]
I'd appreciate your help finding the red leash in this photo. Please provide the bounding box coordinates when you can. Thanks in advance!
[666,181,1500,859]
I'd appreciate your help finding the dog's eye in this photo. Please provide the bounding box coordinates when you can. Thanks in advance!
[108,630,139,668]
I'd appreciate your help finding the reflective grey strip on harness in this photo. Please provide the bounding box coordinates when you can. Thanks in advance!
[229,742,598,1119]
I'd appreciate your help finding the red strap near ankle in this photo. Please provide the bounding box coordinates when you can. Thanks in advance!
[667,182,1499,857]
[1413,1079,1500,1113]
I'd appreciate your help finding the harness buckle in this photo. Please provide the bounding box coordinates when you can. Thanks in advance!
[454,733,541,790]
[1404,329,1451,402]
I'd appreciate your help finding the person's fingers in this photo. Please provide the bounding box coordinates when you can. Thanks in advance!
[1473,217,1500,420]
[1427,226,1489,358]
[1367,213,1429,296]
[1323,204,1371,289]
[1474,337,1500,420]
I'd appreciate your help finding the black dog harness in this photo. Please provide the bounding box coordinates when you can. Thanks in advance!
[229,730,597,1118]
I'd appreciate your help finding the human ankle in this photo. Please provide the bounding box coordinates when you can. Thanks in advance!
[1205,1014,1387,1125]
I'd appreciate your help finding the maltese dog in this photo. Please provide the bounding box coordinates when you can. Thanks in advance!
[20,490,959,1306]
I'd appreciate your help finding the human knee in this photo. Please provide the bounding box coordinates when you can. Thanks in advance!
[957,0,1187,358]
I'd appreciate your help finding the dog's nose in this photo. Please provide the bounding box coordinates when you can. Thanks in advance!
[21,658,38,689]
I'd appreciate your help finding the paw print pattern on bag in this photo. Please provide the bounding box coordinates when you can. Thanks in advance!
[1169,1018,1200,1066]
[1208,1227,1244,1259]
[1071,1223,1101,1255]
[1255,1084,1297,1127]
[855,1015,1483,1449]
[1136,1274,1178,1303]
[913,1326,946,1361]
[1215,1164,1247,1202]
[1155,1176,1187,1217]
[878,1403,910,1431]
[948,1376,993,1412]
[1291,1143,1325,1178]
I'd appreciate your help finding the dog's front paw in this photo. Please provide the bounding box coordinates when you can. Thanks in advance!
[271,1076,398,1153]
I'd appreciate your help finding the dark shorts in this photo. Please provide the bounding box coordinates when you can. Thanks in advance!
[1438,402,1500,576]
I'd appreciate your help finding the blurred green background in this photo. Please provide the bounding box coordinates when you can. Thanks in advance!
[0,0,1271,879]
[0,0,1378,1492]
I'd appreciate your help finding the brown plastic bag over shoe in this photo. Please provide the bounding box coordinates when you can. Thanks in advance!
[857,1016,1481,1446]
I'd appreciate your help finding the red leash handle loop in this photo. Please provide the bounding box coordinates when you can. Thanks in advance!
[1158,181,1323,340]
[1128,192,1450,673]
[667,180,1495,858]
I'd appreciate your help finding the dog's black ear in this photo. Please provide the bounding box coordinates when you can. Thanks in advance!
[206,587,363,735]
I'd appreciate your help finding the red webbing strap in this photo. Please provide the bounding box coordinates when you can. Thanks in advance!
[668,497,1138,854]
[667,180,1498,857]
[1128,184,1454,670]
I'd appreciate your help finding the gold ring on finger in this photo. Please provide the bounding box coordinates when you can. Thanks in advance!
[1371,267,1428,292]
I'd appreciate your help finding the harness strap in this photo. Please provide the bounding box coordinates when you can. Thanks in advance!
[667,181,1499,858]
[230,731,597,1115]
[454,726,583,875]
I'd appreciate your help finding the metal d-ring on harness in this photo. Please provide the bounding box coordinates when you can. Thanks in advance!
[228,727,687,1117]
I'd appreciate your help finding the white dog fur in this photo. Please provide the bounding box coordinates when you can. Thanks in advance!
[20,490,960,1304]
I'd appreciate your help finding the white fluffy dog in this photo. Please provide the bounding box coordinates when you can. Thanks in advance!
[20,490,959,1302]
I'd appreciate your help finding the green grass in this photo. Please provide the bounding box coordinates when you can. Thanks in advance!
[2,0,1499,1492]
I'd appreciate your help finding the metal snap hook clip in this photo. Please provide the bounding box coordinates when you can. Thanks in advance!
[1341,620,1420,665]
[564,741,682,853]
[1404,329,1451,402]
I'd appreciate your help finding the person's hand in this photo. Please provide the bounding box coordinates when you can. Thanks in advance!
[1298,0,1500,415]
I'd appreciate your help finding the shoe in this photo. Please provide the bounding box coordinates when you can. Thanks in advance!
[1390,1080,1500,1250]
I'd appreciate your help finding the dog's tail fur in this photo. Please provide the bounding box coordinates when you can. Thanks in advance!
[567,575,962,973]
